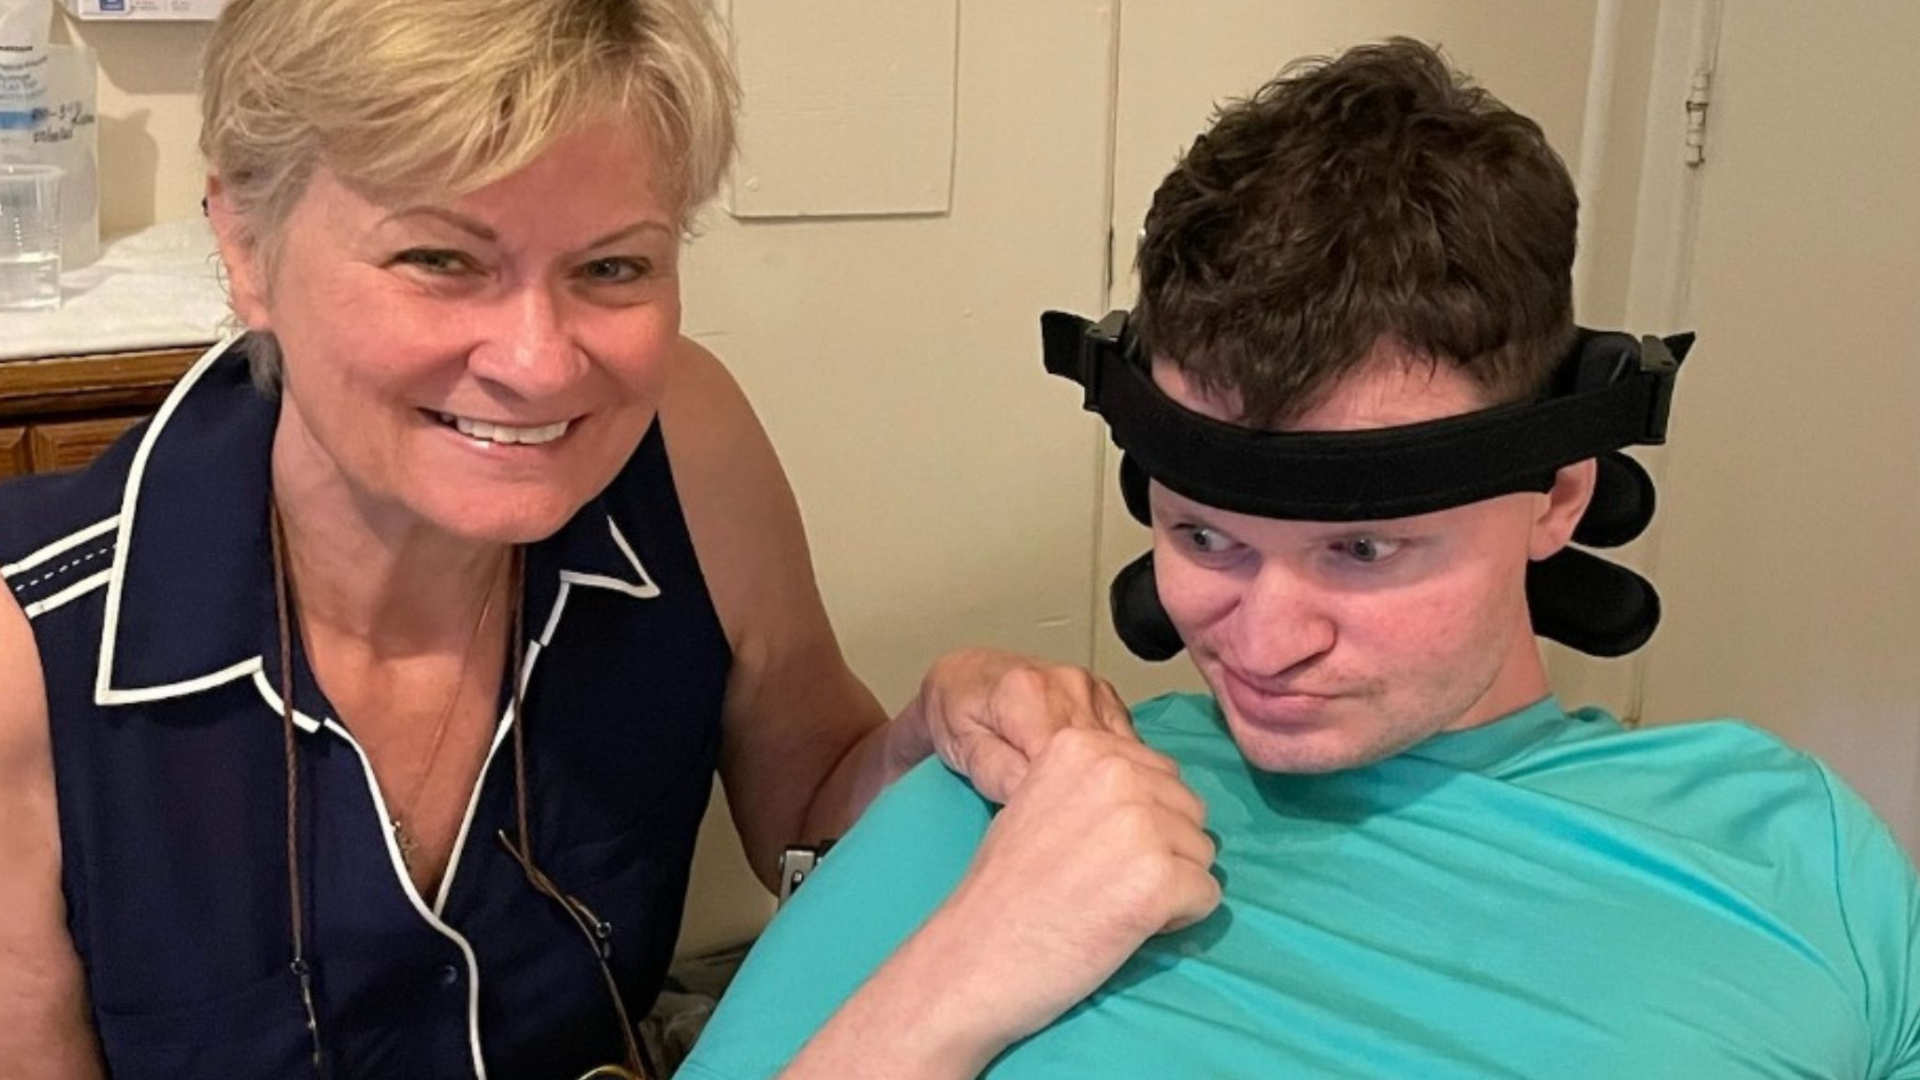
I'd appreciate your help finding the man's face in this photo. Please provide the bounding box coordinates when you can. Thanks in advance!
[1149,341,1589,774]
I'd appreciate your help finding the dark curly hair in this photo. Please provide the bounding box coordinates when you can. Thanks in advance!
[1134,37,1578,427]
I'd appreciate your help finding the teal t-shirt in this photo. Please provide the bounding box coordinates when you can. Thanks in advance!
[681,694,1920,1079]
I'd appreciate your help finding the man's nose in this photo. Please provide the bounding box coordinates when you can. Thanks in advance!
[1225,564,1336,679]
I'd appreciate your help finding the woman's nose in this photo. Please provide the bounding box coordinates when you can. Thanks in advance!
[467,284,589,398]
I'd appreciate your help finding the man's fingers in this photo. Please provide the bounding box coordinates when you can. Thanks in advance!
[1149,806,1224,937]
[1155,867,1224,935]
[1108,737,1182,779]
[1066,739,1206,829]
[1146,772,1208,829]
[1041,726,1180,779]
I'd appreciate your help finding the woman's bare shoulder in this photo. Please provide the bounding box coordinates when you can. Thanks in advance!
[0,584,51,794]
[654,336,818,643]
[0,578,103,1077]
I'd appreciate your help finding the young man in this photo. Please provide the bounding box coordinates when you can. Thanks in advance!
[680,39,1920,1079]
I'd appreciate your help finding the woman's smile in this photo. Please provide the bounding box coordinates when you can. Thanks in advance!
[422,408,577,448]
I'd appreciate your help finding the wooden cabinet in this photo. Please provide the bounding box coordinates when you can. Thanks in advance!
[28,416,149,473]
[0,347,203,478]
[0,426,30,479]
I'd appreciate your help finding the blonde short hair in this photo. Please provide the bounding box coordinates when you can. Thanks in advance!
[200,0,738,386]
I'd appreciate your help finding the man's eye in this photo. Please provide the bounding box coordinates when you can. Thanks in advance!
[581,257,650,284]
[394,249,473,275]
[1334,536,1405,564]
[1176,525,1237,556]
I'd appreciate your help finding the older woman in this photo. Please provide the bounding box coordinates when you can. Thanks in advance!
[0,1,1219,1077]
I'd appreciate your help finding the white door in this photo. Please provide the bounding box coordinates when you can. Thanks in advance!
[1636,1,1920,853]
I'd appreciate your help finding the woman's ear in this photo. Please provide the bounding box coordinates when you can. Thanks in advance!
[206,175,271,330]
[1529,457,1598,561]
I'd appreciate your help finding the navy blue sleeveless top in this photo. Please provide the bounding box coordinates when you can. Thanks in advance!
[0,342,733,1078]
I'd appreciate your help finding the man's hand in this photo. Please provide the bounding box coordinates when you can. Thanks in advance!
[913,727,1220,1051]
[896,648,1137,803]
[781,728,1219,1080]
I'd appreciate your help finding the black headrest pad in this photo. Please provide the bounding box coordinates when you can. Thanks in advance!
[1109,545,1663,663]
[1574,451,1657,549]
[1109,552,1184,662]
[1525,547,1661,657]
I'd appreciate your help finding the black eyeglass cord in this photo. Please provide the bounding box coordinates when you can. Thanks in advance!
[270,507,326,1076]
[271,505,651,1079]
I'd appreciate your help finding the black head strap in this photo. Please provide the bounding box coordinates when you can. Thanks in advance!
[1045,310,1682,521]
[1046,310,1693,659]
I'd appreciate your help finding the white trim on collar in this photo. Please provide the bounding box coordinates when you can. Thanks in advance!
[2,515,120,579]
[247,665,324,734]
[558,516,661,599]
[91,334,662,711]
[23,568,113,620]
[94,336,245,708]
[325,711,495,1080]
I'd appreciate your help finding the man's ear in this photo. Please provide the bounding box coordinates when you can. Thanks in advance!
[1529,458,1598,561]
[206,175,271,330]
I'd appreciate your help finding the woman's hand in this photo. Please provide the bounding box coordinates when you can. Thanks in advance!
[894,648,1136,804]
[782,727,1220,1079]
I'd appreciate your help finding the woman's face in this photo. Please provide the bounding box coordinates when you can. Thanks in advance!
[218,118,684,544]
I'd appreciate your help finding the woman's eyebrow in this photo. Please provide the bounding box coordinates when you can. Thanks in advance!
[578,220,675,250]
[380,205,498,241]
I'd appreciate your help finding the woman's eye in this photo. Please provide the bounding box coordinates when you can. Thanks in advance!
[1334,536,1405,564]
[394,249,473,275]
[581,257,650,284]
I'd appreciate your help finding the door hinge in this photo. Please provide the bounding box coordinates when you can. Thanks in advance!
[1684,70,1712,168]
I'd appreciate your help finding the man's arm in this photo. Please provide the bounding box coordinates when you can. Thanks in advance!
[0,586,105,1078]
[680,728,1219,1079]
[1815,760,1920,1079]
[676,757,990,1080]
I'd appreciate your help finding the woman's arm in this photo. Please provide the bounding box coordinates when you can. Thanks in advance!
[0,587,106,1078]
[659,340,1133,885]
[658,337,897,884]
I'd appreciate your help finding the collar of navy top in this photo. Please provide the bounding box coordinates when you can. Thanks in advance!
[93,337,662,719]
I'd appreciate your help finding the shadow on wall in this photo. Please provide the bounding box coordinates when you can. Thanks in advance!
[50,18,209,94]
[95,110,159,236]
[49,17,214,234]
